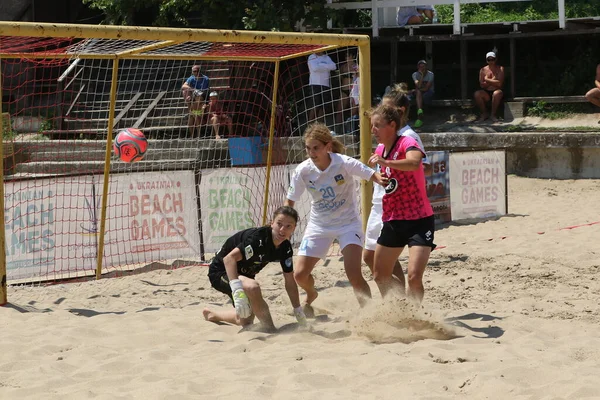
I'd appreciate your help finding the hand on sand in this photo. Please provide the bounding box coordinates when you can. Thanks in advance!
[230,279,251,319]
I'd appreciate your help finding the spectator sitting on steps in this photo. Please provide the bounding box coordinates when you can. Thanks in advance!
[584,63,600,122]
[408,60,434,128]
[182,65,210,137]
[474,51,505,123]
[204,91,233,139]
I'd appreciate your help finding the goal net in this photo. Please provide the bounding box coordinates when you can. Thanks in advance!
[0,23,371,293]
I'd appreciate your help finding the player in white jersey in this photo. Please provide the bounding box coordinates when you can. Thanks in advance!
[285,123,387,310]
[363,88,431,294]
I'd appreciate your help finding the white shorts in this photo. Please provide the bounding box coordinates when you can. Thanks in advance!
[364,202,383,251]
[298,221,364,259]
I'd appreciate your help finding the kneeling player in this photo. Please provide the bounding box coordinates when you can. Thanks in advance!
[203,206,306,332]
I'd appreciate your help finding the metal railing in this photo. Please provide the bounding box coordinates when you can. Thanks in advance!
[326,0,558,37]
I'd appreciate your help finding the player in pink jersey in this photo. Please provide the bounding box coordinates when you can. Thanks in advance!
[368,104,435,302]
[363,88,430,294]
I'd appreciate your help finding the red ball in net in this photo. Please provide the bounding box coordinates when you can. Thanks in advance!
[113,128,148,163]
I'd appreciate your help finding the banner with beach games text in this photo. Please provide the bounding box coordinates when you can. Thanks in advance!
[199,166,289,254]
[3,171,201,282]
[449,150,507,220]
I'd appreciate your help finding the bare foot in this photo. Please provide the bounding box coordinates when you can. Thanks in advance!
[490,116,499,123]
[477,114,488,123]
[203,308,218,322]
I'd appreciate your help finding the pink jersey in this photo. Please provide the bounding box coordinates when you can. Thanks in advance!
[381,135,433,221]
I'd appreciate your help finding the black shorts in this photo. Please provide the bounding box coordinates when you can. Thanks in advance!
[377,215,436,249]
[207,265,233,302]
[207,263,256,303]
[309,85,332,109]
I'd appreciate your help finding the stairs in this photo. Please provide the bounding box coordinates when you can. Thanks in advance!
[6,132,364,178]
[45,59,234,140]
[9,139,232,178]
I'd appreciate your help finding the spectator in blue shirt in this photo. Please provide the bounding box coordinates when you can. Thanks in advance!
[182,65,210,137]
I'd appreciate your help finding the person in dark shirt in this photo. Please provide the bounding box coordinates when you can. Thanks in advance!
[203,206,305,332]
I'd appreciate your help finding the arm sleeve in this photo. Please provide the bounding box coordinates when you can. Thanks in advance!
[235,231,259,262]
[307,55,318,73]
[279,242,294,273]
[343,155,375,181]
[322,56,337,71]
[202,76,210,91]
[400,137,426,159]
[309,55,336,72]
[287,167,307,202]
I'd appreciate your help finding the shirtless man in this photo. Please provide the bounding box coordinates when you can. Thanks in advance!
[584,64,600,117]
[474,51,504,123]
[335,53,357,124]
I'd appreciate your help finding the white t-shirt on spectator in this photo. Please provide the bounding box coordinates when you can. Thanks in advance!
[308,53,336,87]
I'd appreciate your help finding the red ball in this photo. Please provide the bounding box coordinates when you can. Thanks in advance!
[113,128,148,163]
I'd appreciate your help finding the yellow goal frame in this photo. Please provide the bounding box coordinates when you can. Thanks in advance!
[0,21,373,304]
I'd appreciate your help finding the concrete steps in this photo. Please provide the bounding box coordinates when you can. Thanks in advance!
[11,138,234,175]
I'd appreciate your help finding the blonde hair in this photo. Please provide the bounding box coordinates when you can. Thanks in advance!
[303,123,345,154]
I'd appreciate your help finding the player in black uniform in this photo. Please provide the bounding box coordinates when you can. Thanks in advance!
[202,206,305,332]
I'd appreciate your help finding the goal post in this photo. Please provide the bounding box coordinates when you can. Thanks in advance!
[0,21,372,300]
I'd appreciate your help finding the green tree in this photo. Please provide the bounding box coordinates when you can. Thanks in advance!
[82,0,333,31]
[436,0,600,24]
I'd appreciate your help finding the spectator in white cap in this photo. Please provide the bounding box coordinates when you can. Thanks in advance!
[474,51,505,123]
[203,91,233,139]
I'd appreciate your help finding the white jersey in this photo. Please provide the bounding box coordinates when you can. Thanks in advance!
[372,125,429,205]
[288,153,375,229]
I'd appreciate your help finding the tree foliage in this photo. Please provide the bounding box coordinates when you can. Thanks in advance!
[82,0,334,31]
[82,0,600,30]
[436,0,600,24]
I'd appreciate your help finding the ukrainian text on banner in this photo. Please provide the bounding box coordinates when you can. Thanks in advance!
[3,171,201,282]
[199,166,288,254]
[4,176,90,281]
[425,151,451,224]
[449,151,507,220]
[107,171,201,266]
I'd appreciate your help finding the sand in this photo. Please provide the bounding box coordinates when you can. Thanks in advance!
[1,175,600,399]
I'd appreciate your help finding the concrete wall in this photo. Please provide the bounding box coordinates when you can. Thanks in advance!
[418,132,600,179]
[10,132,600,180]
[287,132,600,179]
